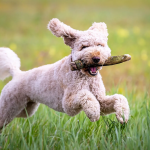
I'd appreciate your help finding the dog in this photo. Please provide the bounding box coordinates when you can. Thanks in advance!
[0,18,129,128]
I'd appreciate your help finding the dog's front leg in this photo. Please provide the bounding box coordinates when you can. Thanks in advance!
[100,94,130,123]
[63,89,100,122]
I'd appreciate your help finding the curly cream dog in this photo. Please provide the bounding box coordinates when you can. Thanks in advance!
[0,18,129,128]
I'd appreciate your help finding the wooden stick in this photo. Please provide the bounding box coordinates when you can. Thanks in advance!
[70,54,131,71]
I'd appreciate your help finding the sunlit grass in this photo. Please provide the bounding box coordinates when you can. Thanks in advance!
[0,90,149,149]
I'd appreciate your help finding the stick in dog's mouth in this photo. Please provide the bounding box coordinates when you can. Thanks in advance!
[70,54,131,71]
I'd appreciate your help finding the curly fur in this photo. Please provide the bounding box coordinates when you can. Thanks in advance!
[0,19,130,128]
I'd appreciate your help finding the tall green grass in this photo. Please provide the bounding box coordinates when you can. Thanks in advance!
[0,0,150,149]
[0,90,149,149]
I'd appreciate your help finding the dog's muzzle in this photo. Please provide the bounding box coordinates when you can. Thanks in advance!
[87,56,100,76]
[92,56,100,63]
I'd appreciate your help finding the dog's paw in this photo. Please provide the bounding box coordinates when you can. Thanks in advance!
[113,94,130,123]
[88,112,100,122]
[84,104,100,122]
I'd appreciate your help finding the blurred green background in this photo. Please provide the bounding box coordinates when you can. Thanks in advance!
[0,0,150,95]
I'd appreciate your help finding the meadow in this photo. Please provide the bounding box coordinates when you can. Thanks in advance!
[0,0,150,149]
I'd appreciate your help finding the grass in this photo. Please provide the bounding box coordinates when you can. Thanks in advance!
[0,91,149,150]
[0,0,150,149]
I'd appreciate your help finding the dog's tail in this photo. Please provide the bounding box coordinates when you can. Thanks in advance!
[0,47,21,80]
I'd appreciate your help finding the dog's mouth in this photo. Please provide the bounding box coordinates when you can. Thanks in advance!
[88,67,98,76]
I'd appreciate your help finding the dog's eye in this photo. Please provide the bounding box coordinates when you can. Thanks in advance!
[81,46,88,50]
[98,44,104,47]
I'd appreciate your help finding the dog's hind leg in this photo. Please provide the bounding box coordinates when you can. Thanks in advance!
[0,91,28,129]
[17,102,40,118]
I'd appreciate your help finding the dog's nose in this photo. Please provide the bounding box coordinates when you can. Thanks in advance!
[92,56,100,63]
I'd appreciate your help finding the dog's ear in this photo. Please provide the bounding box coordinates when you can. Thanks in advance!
[48,18,78,48]
[89,22,108,37]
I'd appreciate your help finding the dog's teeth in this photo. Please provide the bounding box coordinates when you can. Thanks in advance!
[90,71,97,75]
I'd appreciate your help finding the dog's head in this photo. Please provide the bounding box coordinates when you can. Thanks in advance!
[48,18,111,76]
